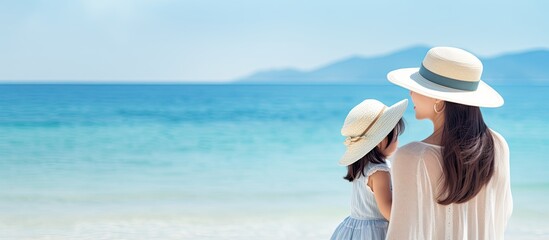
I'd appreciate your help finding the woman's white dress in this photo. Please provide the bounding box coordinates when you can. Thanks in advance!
[387,130,513,239]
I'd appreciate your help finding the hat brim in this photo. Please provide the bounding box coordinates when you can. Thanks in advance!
[387,68,503,108]
[338,99,408,166]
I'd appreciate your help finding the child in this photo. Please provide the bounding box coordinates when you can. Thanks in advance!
[331,99,407,240]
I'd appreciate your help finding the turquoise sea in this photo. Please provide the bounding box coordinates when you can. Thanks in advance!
[0,84,547,239]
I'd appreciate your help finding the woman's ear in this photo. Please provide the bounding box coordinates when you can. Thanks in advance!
[436,100,446,111]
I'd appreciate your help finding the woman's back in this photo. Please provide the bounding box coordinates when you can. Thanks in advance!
[387,130,513,239]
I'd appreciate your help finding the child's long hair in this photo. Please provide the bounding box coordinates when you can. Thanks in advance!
[344,118,405,182]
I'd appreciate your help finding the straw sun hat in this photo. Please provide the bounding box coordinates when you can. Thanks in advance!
[387,46,504,108]
[339,99,408,166]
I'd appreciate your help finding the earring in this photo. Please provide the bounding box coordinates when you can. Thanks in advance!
[433,102,443,113]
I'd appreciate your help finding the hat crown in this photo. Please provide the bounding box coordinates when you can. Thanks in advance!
[341,99,386,137]
[422,47,483,82]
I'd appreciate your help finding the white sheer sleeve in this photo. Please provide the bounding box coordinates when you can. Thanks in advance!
[491,130,513,238]
[386,143,438,240]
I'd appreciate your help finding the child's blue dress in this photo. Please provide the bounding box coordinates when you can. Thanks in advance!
[331,162,390,240]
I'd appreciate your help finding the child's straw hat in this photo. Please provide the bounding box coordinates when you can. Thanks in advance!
[339,99,408,166]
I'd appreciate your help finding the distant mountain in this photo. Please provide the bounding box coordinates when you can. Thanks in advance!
[483,50,549,85]
[234,46,549,85]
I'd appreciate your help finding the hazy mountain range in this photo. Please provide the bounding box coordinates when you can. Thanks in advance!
[234,46,549,85]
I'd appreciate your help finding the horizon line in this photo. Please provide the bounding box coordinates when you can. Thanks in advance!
[2,46,548,83]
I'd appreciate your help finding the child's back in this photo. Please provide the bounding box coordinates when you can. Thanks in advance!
[350,162,390,220]
[331,162,390,240]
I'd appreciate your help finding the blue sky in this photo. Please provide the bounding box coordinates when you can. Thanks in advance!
[0,0,547,82]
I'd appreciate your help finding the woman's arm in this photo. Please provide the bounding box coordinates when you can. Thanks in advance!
[369,171,392,221]
[386,145,435,240]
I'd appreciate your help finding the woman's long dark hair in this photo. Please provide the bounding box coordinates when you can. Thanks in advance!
[438,102,495,205]
[344,119,405,182]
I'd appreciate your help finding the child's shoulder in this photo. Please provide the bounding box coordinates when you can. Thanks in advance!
[367,161,389,168]
[365,162,390,177]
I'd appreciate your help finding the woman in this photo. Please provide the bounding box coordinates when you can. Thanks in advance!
[385,47,513,239]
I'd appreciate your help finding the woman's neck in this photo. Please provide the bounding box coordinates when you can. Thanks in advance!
[423,115,445,145]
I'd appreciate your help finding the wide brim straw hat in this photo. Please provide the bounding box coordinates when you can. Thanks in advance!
[339,99,408,166]
[387,46,504,108]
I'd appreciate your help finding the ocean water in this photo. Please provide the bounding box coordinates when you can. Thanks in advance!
[0,84,547,239]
